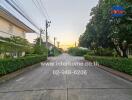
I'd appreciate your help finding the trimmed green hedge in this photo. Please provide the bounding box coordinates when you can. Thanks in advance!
[0,55,47,76]
[84,55,132,75]
[68,47,88,56]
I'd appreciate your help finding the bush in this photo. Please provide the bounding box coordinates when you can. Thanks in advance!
[86,50,95,56]
[34,45,48,56]
[95,48,114,56]
[68,47,88,56]
[0,55,47,76]
[84,55,132,75]
[49,48,62,56]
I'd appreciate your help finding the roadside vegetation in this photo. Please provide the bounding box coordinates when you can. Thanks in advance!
[84,55,132,75]
[79,0,132,58]
[79,0,132,75]
[0,36,47,76]
[68,47,88,56]
[0,55,46,76]
[48,47,62,56]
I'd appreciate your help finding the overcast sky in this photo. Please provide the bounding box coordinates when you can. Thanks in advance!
[0,0,99,49]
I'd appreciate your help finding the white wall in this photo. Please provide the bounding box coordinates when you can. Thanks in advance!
[0,16,25,38]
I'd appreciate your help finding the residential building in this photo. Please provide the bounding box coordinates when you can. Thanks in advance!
[0,6,35,58]
[0,6,34,38]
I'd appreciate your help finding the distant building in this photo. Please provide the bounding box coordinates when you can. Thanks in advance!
[43,42,54,50]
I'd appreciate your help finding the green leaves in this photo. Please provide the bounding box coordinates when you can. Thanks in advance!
[0,55,47,76]
[79,0,132,54]
[33,38,48,55]
[0,36,32,53]
[85,55,132,75]
[68,47,88,56]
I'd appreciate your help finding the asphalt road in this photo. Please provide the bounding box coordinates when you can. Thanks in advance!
[0,53,132,100]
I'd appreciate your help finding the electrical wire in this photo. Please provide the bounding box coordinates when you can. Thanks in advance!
[5,0,39,30]
[39,0,50,20]
[12,0,38,28]
[32,0,47,19]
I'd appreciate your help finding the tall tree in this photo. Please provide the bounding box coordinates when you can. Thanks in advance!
[79,0,132,58]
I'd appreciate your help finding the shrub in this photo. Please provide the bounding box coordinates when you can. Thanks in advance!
[95,48,114,56]
[86,50,95,56]
[33,45,48,55]
[68,47,88,56]
[0,55,47,76]
[49,48,62,56]
[84,55,132,75]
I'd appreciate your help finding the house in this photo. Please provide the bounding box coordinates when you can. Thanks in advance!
[0,6,35,58]
[0,6,34,38]
[43,42,54,50]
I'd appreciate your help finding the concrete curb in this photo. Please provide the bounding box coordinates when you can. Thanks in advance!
[0,60,47,84]
[98,65,132,82]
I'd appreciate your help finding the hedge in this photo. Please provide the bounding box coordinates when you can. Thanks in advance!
[68,47,88,56]
[84,55,132,75]
[0,55,47,76]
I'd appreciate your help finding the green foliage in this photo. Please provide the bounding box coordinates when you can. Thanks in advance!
[33,38,48,56]
[86,50,95,56]
[0,36,33,58]
[84,55,132,75]
[0,36,31,53]
[86,48,114,57]
[68,47,88,56]
[0,55,47,76]
[49,47,62,56]
[95,48,114,56]
[34,45,48,55]
[79,0,132,57]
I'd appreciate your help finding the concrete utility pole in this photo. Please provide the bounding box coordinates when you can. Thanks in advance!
[75,42,77,47]
[54,37,56,47]
[57,42,60,48]
[54,37,56,55]
[39,29,43,46]
[45,20,51,48]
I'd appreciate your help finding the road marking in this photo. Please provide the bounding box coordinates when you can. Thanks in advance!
[16,77,24,82]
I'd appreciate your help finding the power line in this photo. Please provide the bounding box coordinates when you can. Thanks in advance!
[15,0,44,28]
[35,0,50,20]
[39,0,50,20]
[32,0,47,19]
[5,0,39,30]
[12,0,37,28]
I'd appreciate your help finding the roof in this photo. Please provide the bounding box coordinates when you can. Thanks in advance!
[43,42,54,48]
[0,6,35,33]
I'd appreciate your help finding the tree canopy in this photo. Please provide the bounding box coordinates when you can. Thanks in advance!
[79,0,132,57]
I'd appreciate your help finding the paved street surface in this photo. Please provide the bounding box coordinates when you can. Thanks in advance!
[0,53,132,100]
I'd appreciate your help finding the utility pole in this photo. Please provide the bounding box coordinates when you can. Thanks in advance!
[45,20,51,48]
[39,29,43,46]
[75,42,77,47]
[57,42,60,48]
[54,37,56,56]
[54,37,56,47]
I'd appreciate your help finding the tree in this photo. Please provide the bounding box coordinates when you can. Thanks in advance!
[33,38,48,55]
[79,0,132,58]
[0,36,32,58]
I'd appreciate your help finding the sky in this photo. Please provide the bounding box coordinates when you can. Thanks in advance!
[0,0,99,49]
